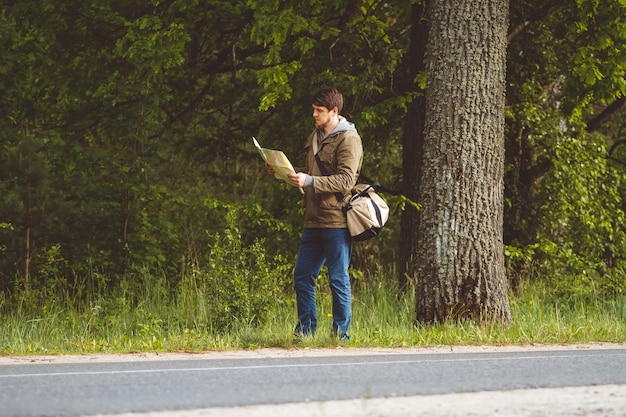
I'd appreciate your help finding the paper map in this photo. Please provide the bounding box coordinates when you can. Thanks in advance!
[253,137,304,194]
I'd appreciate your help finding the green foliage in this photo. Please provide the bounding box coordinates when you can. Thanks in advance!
[562,0,626,118]
[0,202,294,353]
[114,17,190,74]
[257,61,301,111]
[513,126,625,300]
[176,201,292,332]
[504,0,626,301]
[503,116,625,298]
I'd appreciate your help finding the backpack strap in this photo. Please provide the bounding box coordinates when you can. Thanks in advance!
[314,153,345,203]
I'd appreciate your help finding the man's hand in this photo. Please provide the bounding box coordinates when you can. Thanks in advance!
[265,163,275,176]
[288,172,308,188]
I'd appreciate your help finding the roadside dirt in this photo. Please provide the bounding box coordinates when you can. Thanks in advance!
[0,341,624,364]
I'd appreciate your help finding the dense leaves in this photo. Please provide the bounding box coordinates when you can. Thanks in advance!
[504,0,626,298]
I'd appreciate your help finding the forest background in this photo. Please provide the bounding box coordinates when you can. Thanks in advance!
[0,0,625,351]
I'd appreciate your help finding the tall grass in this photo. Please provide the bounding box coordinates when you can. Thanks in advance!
[1,272,624,355]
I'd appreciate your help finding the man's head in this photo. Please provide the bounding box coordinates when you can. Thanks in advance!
[312,88,343,113]
[312,88,343,132]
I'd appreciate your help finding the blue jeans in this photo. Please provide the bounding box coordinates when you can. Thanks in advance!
[293,228,353,337]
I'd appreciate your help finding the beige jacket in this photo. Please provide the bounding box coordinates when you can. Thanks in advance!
[300,121,363,228]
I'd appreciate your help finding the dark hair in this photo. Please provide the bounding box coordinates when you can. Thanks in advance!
[312,88,343,113]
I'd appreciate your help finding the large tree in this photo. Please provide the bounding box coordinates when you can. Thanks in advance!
[415,0,511,323]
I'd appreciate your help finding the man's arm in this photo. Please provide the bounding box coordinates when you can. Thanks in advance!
[311,132,363,193]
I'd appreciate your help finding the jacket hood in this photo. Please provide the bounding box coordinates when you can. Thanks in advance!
[328,116,357,136]
[317,116,357,140]
[332,116,357,134]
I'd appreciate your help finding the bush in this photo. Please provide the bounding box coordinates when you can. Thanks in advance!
[176,203,292,332]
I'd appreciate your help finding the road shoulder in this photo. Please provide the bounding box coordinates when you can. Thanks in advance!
[1,342,624,365]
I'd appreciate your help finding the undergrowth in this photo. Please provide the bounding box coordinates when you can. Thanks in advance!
[1,274,624,355]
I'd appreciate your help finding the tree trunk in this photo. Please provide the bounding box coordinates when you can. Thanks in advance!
[399,1,428,295]
[416,0,511,323]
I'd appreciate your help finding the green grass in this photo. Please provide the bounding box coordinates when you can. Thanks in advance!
[1,279,625,356]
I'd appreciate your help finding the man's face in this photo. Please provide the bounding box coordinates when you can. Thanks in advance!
[312,104,337,130]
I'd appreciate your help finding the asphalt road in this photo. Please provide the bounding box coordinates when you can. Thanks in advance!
[1,348,625,417]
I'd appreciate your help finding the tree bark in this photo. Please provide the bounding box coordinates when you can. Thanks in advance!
[416,0,511,323]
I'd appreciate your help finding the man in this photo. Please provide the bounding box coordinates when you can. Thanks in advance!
[287,88,363,342]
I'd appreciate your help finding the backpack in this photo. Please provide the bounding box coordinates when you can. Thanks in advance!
[343,183,389,241]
